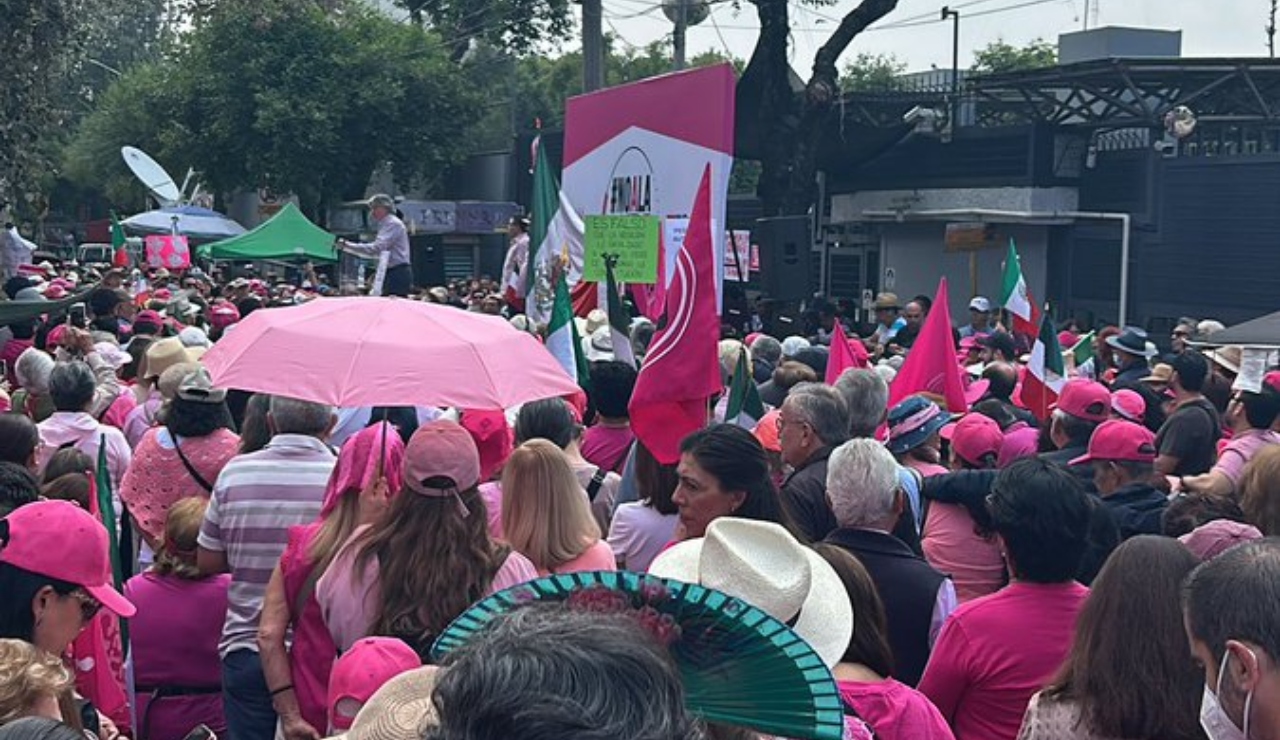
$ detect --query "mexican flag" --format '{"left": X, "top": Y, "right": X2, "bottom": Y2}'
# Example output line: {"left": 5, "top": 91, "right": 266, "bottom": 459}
{"left": 1019, "top": 314, "right": 1067, "bottom": 421}
{"left": 1071, "top": 330, "right": 1096, "bottom": 367}
{"left": 545, "top": 272, "right": 590, "bottom": 387}
{"left": 999, "top": 240, "right": 1040, "bottom": 338}
{"left": 604, "top": 257, "right": 636, "bottom": 368}
{"left": 725, "top": 349, "right": 764, "bottom": 428}
{"left": 526, "top": 136, "right": 585, "bottom": 325}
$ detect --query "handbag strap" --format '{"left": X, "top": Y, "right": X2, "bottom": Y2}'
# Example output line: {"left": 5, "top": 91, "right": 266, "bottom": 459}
{"left": 169, "top": 429, "right": 214, "bottom": 493}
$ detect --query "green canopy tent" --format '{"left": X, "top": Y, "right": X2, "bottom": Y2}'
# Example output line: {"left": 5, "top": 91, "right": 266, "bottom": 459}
{"left": 198, "top": 203, "right": 338, "bottom": 263}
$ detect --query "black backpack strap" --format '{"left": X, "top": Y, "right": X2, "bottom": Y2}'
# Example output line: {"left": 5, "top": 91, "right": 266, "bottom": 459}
{"left": 169, "top": 429, "right": 214, "bottom": 493}
{"left": 586, "top": 469, "right": 608, "bottom": 502}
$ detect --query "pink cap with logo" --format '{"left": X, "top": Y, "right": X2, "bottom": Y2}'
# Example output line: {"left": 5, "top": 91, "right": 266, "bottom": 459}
{"left": 1054, "top": 379, "right": 1111, "bottom": 423}
{"left": 1069, "top": 419, "right": 1156, "bottom": 466}
{"left": 327, "top": 637, "right": 421, "bottom": 731}
{"left": 0, "top": 500, "right": 136, "bottom": 617}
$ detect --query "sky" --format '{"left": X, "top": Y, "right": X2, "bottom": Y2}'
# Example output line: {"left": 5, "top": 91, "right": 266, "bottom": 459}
{"left": 595, "top": 0, "right": 1269, "bottom": 72}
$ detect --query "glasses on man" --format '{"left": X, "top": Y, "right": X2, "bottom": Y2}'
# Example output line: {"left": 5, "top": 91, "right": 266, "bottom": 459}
{"left": 69, "top": 589, "right": 102, "bottom": 624}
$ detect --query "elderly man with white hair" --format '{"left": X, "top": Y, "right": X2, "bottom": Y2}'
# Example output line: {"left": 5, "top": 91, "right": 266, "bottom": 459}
{"left": 824, "top": 438, "right": 956, "bottom": 687}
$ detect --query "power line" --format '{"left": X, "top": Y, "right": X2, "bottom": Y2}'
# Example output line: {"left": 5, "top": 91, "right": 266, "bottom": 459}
{"left": 705, "top": 0, "right": 1065, "bottom": 34}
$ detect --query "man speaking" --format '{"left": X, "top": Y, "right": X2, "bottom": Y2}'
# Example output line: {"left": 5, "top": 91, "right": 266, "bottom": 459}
{"left": 337, "top": 194, "right": 412, "bottom": 297}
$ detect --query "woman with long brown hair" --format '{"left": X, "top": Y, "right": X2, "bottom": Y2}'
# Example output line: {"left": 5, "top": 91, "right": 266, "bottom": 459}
{"left": 316, "top": 421, "right": 537, "bottom": 660}
{"left": 1017, "top": 536, "right": 1203, "bottom": 740}
{"left": 257, "top": 422, "right": 404, "bottom": 740}
{"left": 501, "top": 440, "right": 615, "bottom": 575}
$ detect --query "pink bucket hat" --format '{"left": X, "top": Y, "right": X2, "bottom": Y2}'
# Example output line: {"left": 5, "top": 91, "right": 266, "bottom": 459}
{"left": 328, "top": 637, "right": 421, "bottom": 731}
{"left": 321, "top": 422, "right": 406, "bottom": 518}
{"left": 0, "top": 500, "right": 136, "bottom": 617}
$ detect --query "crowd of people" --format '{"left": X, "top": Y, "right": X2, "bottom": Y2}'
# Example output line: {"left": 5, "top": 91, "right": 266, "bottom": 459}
{"left": 0, "top": 252, "right": 1277, "bottom": 740}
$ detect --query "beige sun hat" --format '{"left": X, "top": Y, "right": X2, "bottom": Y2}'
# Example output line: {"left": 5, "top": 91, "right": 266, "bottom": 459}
{"left": 648, "top": 517, "right": 853, "bottom": 669}
{"left": 328, "top": 666, "right": 440, "bottom": 740}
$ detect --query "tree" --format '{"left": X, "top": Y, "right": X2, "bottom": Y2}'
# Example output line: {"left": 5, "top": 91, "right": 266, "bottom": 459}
{"left": 972, "top": 38, "right": 1057, "bottom": 75}
{"left": 1, "top": 0, "right": 83, "bottom": 216}
{"left": 63, "top": 0, "right": 481, "bottom": 216}
{"left": 397, "top": 0, "right": 575, "bottom": 61}
{"left": 841, "top": 52, "right": 906, "bottom": 92}
{"left": 741, "top": 0, "right": 901, "bottom": 217}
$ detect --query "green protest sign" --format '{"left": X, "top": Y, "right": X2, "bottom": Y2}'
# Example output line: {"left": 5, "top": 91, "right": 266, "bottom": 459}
{"left": 583, "top": 215, "right": 660, "bottom": 284}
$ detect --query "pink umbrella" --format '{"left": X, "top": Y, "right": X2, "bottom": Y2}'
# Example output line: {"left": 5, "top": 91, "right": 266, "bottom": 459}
{"left": 201, "top": 297, "right": 579, "bottom": 409}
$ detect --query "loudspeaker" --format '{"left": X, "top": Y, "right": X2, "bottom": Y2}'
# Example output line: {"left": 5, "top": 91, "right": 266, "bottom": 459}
{"left": 410, "top": 234, "right": 445, "bottom": 287}
{"left": 755, "top": 216, "right": 813, "bottom": 302}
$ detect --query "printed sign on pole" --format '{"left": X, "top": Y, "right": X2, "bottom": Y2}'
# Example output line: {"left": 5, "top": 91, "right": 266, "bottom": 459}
{"left": 583, "top": 215, "right": 661, "bottom": 284}
{"left": 144, "top": 235, "right": 191, "bottom": 269}
{"left": 725, "top": 230, "right": 752, "bottom": 282}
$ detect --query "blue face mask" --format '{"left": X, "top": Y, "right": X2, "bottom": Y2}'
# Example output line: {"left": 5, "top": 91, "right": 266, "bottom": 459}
{"left": 1200, "top": 650, "right": 1253, "bottom": 740}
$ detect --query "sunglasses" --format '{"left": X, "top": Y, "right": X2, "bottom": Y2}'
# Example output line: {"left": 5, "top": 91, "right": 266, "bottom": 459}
{"left": 69, "top": 589, "right": 102, "bottom": 623}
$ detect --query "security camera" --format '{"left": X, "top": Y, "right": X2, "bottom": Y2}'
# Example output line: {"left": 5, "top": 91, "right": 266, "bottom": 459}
{"left": 903, "top": 106, "right": 940, "bottom": 124}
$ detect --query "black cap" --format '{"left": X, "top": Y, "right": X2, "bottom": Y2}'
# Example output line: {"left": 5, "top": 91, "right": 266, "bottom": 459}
{"left": 978, "top": 331, "right": 1017, "bottom": 361}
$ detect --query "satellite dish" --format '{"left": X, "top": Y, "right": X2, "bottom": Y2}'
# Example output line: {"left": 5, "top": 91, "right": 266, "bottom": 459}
{"left": 1164, "top": 106, "right": 1197, "bottom": 139}
{"left": 662, "top": 0, "right": 709, "bottom": 26}
{"left": 121, "top": 146, "right": 182, "bottom": 206}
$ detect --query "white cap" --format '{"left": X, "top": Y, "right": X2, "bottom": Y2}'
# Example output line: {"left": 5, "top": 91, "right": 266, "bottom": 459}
{"left": 969, "top": 296, "right": 992, "bottom": 312}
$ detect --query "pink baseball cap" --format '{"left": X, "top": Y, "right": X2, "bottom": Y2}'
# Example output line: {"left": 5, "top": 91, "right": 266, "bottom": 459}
{"left": 1179, "top": 519, "right": 1263, "bottom": 561}
{"left": 0, "top": 501, "right": 136, "bottom": 617}
{"left": 754, "top": 408, "right": 782, "bottom": 453}
{"left": 1069, "top": 419, "right": 1157, "bottom": 466}
{"left": 1057, "top": 330, "right": 1079, "bottom": 350}
{"left": 327, "top": 637, "right": 420, "bottom": 731}
{"left": 1054, "top": 379, "right": 1111, "bottom": 423}
{"left": 44, "top": 285, "right": 67, "bottom": 300}
{"left": 460, "top": 409, "right": 514, "bottom": 482}
{"left": 45, "top": 324, "right": 69, "bottom": 349}
{"left": 1265, "top": 371, "right": 1280, "bottom": 394}
{"left": 152, "top": 288, "right": 173, "bottom": 302}
{"left": 133, "top": 310, "right": 164, "bottom": 330}
{"left": 403, "top": 421, "right": 481, "bottom": 495}
{"left": 958, "top": 335, "right": 982, "bottom": 352}
{"left": 209, "top": 303, "right": 241, "bottom": 329}
{"left": 1110, "top": 389, "right": 1146, "bottom": 424}
{"left": 941, "top": 413, "right": 1003, "bottom": 467}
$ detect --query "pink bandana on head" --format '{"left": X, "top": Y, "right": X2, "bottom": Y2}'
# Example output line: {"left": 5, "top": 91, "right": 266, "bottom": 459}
{"left": 320, "top": 421, "right": 406, "bottom": 517}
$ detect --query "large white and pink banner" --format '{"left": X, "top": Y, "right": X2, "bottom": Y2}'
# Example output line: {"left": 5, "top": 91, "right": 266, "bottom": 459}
{"left": 562, "top": 64, "right": 735, "bottom": 303}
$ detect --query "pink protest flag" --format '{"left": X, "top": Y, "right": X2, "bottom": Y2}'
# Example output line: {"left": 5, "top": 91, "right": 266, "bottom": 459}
{"left": 825, "top": 322, "right": 869, "bottom": 384}
{"left": 888, "top": 278, "right": 969, "bottom": 413}
{"left": 628, "top": 165, "right": 722, "bottom": 464}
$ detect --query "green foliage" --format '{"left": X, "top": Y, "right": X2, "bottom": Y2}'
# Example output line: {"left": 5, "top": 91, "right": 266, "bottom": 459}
{"left": 63, "top": 0, "right": 480, "bottom": 214}
{"left": 1, "top": 0, "right": 83, "bottom": 214}
{"left": 840, "top": 52, "right": 906, "bottom": 92}
{"left": 397, "top": 0, "right": 575, "bottom": 60}
{"left": 971, "top": 38, "right": 1058, "bottom": 75}
{"left": 464, "top": 40, "right": 742, "bottom": 151}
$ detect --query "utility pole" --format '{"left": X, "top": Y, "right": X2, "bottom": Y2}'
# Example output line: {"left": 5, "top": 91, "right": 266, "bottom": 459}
{"left": 1083, "top": 0, "right": 1090, "bottom": 30}
{"left": 673, "top": 0, "right": 688, "bottom": 70}
{"left": 941, "top": 7, "right": 960, "bottom": 130}
{"left": 582, "top": 0, "right": 605, "bottom": 92}
{"left": 1269, "top": 0, "right": 1277, "bottom": 58}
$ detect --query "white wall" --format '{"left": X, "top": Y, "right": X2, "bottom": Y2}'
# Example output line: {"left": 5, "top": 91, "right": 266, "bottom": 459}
{"left": 878, "top": 222, "right": 1050, "bottom": 321}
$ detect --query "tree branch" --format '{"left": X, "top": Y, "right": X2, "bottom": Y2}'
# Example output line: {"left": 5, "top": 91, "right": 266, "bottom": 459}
{"left": 808, "top": 0, "right": 898, "bottom": 104}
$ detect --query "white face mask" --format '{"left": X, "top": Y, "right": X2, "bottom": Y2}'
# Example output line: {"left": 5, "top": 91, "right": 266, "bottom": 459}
{"left": 1200, "top": 650, "right": 1253, "bottom": 740}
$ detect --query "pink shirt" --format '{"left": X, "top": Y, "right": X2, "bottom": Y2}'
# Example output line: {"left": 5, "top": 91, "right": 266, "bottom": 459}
{"left": 918, "top": 581, "right": 1089, "bottom": 740}
{"left": 607, "top": 502, "right": 679, "bottom": 572}
{"left": 539, "top": 540, "right": 617, "bottom": 576}
{"left": 905, "top": 458, "right": 949, "bottom": 478}
{"left": 922, "top": 503, "right": 1005, "bottom": 603}
{"left": 580, "top": 424, "right": 634, "bottom": 473}
{"left": 839, "top": 679, "right": 956, "bottom": 740}
{"left": 1213, "top": 429, "right": 1280, "bottom": 488}
{"left": 125, "top": 571, "right": 230, "bottom": 740}
{"left": 316, "top": 525, "right": 539, "bottom": 652}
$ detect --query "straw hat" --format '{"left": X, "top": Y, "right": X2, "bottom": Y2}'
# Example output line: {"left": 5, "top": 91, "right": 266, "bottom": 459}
{"left": 1203, "top": 345, "right": 1243, "bottom": 375}
{"left": 873, "top": 292, "right": 901, "bottom": 311}
{"left": 143, "top": 337, "right": 193, "bottom": 381}
{"left": 648, "top": 518, "right": 853, "bottom": 668}
{"left": 1141, "top": 363, "right": 1174, "bottom": 386}
{"left": 329, "top": 666, "right": 439, "bottom": 740}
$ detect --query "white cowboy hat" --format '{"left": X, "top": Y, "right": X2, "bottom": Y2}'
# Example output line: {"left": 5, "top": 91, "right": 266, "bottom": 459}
{"left": 649, "top": 518, "right": 853, "bottom": 669}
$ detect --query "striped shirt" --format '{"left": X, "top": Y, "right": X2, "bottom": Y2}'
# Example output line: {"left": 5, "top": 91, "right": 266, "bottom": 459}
{"left": 198, "top": 434, "right": 336, "bottom": 658}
